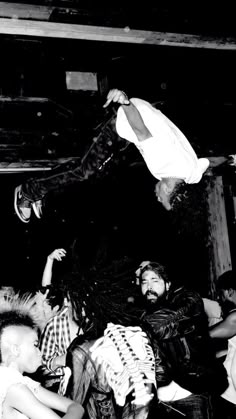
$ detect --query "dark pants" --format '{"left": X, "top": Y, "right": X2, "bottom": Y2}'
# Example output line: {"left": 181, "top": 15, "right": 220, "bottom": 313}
{"left": 153, "top": 393, "right": 213, "bottom": 419}
{"left": 21, "top": 113, "right": 126, "bottom": 202}
{"left": 22, "top": 157, "right": 86, "bottom": 201}
{"left": 212, "top": 396, "right": 236, "bottom": 419}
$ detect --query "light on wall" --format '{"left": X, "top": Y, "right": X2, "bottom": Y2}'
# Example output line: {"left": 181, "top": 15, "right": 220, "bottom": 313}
{"left": 66, "top": 72, "right": 98, "bottom": 91}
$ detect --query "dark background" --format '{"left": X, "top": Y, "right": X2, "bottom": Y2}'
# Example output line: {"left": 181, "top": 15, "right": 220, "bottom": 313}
{"left": 1, "top": 2, "right": 236, "bottom": 296}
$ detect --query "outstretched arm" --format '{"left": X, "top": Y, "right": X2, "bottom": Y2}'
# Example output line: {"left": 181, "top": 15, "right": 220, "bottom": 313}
{"left": 209, "top": 311, "right": 236, "bottom": 339}
{"left": 103, "top": 88, "right": 152, "bottom": 142}
{"left": 207, "top": 156, "right": 233, "bottom": 168}
{"left": 42, "top": 248, "right": 67, "bottom": 287}
{"left": 204, "top": 155, "right": 236, "bottom": 177}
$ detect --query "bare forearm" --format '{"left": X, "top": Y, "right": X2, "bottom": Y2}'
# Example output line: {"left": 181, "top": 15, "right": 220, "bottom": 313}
{"left": 63, "top": 403, "right": 84, "bottom": 419}
{"left": 42, "top": 257, "right": 54, "bottom": 287}
{"left": 207, "top": 156, "right": 230, "bottom": 168}
{"left": 209, "top": 318, "right": 236, "bottom": 339}
{"left": 51, "top": 354, "right": 66, "bottom": 370}
{"left": 103, "top": 88, "right": 151, "bottom": 141}
{"left": 121, "top": 101, "right": 152, "bottom": 141}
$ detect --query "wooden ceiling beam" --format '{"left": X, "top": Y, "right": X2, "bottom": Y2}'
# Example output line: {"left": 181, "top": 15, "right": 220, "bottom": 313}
{"left": 0, "top": 157, "right": 75, "bottom": 172}
{"left": 0, "top": 2, "right": 54, "bottom": 20}
{"left": 1, "top": 17, "right": 236, "bottom": 50}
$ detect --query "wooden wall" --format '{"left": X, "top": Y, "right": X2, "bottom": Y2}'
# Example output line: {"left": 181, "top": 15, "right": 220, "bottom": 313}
{"left": 207, "top": 176, "right": 232, "bottom": 297}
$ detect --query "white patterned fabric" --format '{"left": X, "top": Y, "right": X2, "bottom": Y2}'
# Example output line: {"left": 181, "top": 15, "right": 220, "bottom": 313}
{"left": 90, "top": 323, "right": 156, "bottom": 407}
{"left": 0, "top": 366, "right": 40, "bottom": 419}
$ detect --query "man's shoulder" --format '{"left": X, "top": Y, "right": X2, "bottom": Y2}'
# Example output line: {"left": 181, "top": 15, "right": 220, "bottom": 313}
{"left": 226, "top": 309, "right": 236, "bottom": 322}
{"left": 169, "top": 287, "right": 204, "bottom": 315}
{"left": 170, "top": 286, "right": 202, "bottom": 300}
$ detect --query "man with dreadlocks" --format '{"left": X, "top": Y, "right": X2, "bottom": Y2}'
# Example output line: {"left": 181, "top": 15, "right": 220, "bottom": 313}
{"left": 103, "top": 89, "right": 235, "bottom": 211}
{"left": 14, "top": 87, "right": 234, "bottom": 221}
{"left": 39, "top": 249, "right": 86, "bottom": 396}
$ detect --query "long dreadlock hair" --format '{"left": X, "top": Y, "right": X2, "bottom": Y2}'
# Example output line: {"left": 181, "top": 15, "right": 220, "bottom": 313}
{"left": 52, "top": 257, "right": 141, "bottom": 341}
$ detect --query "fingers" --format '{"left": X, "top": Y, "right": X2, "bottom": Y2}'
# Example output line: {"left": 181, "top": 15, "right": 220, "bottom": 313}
{"left": 103, "top": 89, "right": 130, "bottom": 108}
{"left": 51, "top": 248, "right": 67, "bottom": 261}
{"left": 55, "top": 248, "right": 66, "bottom": 261}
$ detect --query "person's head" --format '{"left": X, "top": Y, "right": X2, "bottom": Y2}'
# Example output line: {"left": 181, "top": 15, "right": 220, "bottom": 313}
{"left": 217, "top": 270, "right": 236, "bottom": 312}
{"left": 46, "top": 278, "right": 86, "bottom": 327}
{"left": 138, "top": 262, "right": 171, "bottom": 309}
{"left": 43, "top": 285, "right": 66, "bottom": 312}
{"left": 154, "top": 179, "right": 187, "bottom": 211}
{"left": 0, "top": 310, "right": 41, "bottom": 374}
{"left": 0, "top": 286, "right": 15, "bottom": 300}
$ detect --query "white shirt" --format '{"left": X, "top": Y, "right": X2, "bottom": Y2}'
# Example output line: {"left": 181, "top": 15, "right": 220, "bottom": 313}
{"left": 202, "top": 298, "right": 223, "bottom": 327}
{"left": 116, "top": 98, "right": 209, "bottom": 183}
{"left": 221, "top": 336, "right": 236, "bottom": 405}
{"left": 157, "top": 380, "right": 192, "bottom": 402}
{"left": 0, "top": 366, "right": 40, "bottom": 419}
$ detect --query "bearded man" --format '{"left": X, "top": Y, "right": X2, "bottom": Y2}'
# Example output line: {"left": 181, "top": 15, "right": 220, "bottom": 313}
{"left": 136, "top": 261, "right": 228, "bottom": 419}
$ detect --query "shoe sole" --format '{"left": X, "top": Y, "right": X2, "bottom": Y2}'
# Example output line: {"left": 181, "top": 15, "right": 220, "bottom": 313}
{"left": 14, "top": 186, "right": 30, "bottom": 223}
{"left": 32, "top": 201, "right": 42, "bottom": 219}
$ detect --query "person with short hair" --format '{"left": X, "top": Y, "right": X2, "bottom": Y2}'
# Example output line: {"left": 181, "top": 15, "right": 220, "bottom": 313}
{"left": 0, "top": 308, "right": 84, "bottom": 419}
{"left": 209, "top": 270, "right": 236, "bottom": 418}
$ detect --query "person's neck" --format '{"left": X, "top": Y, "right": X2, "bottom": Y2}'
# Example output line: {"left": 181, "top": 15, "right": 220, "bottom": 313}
{"left": 6, "top": 361, "right": 22, "bottom": 373}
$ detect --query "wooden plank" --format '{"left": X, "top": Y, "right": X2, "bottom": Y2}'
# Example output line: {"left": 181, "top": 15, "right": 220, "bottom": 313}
{"left": 0, "top": 2, "right": 53, "bottom": 20}
{"left": 0, "top": 157, "right": 76, "bottom": 172}
{"left": 0, "top": 18, "right": 236, "bottom": 50}
{"left": 207, "top": 176, "right": 232, "bottom": 297}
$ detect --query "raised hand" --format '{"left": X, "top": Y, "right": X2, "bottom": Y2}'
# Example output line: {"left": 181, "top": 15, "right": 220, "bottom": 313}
{"left": 103, "top": 88, "right": 130, "bottom": 108}
{"left": 48, "top": 248, "right": 67, "bottom": 262}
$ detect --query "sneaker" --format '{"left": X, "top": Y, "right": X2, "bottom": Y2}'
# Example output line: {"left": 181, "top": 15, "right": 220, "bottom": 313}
{"left": 32, "top": 199, "right": 43, "bottom": 219}
{"left": 14, "top": 185, "right": 31, "bottom": 223}
{"left": 228, "top": 154, "right": 236, "bottom": 166}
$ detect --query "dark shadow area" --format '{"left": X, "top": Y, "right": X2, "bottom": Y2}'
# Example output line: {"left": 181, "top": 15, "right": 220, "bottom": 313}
{"left": 0, "top": 159, "right": 210, "bottom": 296}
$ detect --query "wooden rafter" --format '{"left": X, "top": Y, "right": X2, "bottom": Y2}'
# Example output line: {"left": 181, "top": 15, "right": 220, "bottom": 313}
{"left": 0, "top": 16, "right": 236, "bottom": 50}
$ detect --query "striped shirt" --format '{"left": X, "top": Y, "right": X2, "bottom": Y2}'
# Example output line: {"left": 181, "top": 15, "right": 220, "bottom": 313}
{"left": 40, "top": 306, "right": 72, "bottom": 395}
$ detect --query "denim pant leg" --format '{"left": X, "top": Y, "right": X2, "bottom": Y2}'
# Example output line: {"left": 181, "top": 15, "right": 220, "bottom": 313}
{"left": 21, "top": 115, "right": 124, "bottom": 202}
{"left": 163, "top": 393, "right": 213, "bottom": 419}
{"left": 22, "top": 158, "right": 85, "bottom": 201}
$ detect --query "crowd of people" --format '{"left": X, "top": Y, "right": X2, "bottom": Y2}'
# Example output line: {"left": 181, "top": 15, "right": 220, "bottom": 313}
{"left": 1, "top": 249, "right": 236, "bottom": 419}
{"left": 1, "top": 88, "right": 236, "bottom": 418}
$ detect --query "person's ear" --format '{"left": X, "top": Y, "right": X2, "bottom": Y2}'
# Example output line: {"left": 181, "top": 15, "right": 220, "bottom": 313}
{"left": 11, "top": 344, "right": 20, "bottom": 357}
{"left": 166, "top": 282, "right": 171, "bottom": 291}
{"left": 162, "top": 183, "right": 171, "bottom": 195}
{"left": 228, "top": 288, "right": 234, "bottom": 297}
{"left": 228, "top": 288, "right": 235, "bottom": 298}
{"left": 162, "top": 182, "right": 173, "bottom": 196}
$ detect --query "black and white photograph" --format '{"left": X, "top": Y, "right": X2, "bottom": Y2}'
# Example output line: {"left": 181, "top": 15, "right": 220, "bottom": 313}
{"left": 0, "top": 2, "right": 236, "bottom": 418}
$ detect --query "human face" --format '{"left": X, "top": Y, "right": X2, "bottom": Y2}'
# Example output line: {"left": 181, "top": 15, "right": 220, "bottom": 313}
{"left": 140, "top": 270, "right": 169, "bottom": 304}
{"left": 219, "top": 289, "right": 229, "bottom": 305}
{"left": 218, "top": 288, "right": 234, "bottom": 313}
{"left": 154, "top": 181, "right": 172, "bottom": 211}
{"left": 18, "top": 327, "right": 41, "bottom": 374}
